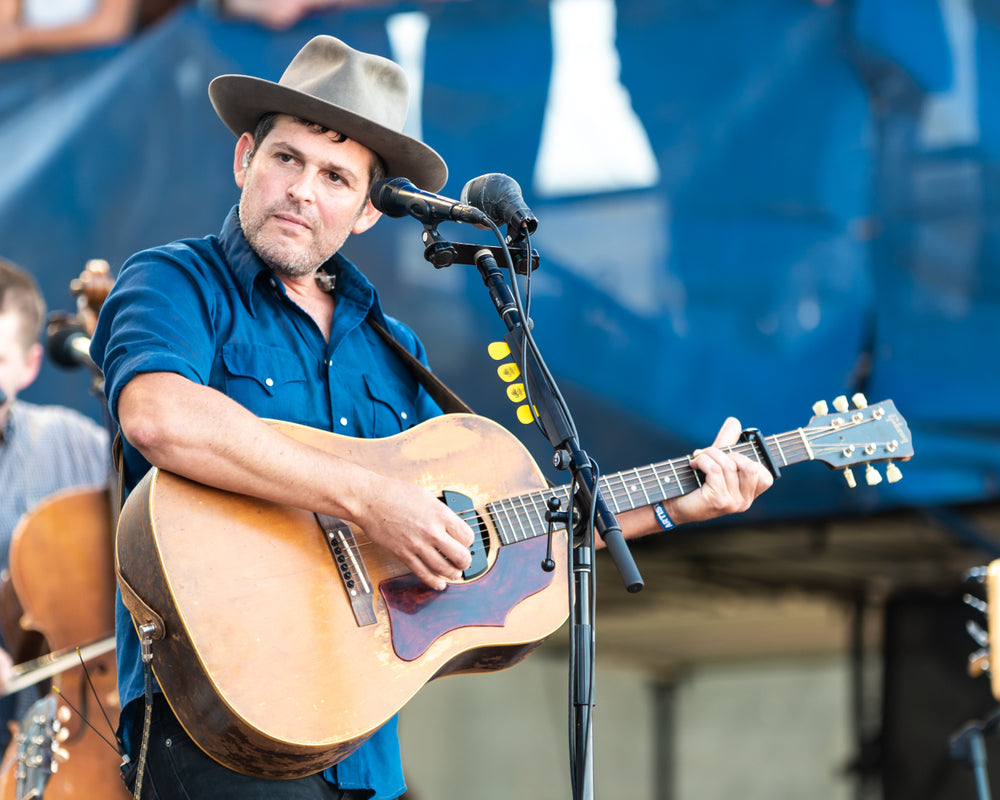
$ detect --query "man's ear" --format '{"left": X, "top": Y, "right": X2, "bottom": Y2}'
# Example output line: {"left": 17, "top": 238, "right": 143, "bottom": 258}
{"left": 16, "top": 342, "right": 43, "bottom": 391}
{"left": 234, "top": 134, "right": 255, "bottom": 188}
{"left": 352, "top": 199, "right": 383, "bottom": 235}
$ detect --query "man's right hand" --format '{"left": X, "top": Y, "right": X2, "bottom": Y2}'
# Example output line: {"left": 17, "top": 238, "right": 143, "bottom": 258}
{"left": 354, "top": 475, "right": 475, "bottom": 592}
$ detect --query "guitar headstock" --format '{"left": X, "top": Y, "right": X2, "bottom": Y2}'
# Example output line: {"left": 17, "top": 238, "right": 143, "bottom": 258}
{"left": 12, "top": 694, "right": 70, "bottom": 799}
{"left": 805, "top": 395, "right": 912, "bottom": 487}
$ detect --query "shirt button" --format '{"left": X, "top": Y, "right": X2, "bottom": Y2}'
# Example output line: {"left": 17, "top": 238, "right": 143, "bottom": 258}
{"left": 265, "top": 378, "right": 274, "bottom": 387}
{"left": 339, "top": 417, "right": 348, "bottom": 426}
{"left": 400, "top": 412, "right": 408, "bottom": 420}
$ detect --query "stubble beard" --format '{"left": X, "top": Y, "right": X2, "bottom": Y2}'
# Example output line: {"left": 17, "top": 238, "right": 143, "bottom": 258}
{"left": 240, "top": 201, "right": 332, "bottom": 279}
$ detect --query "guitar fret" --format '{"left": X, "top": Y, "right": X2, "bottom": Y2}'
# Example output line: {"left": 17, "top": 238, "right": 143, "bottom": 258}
{"left": 632, "top": 467, "right": 652, "bottom": 506}
{"left": 797, "top": 428, "right": 814, "bottom": 461}
{"left": 651, "top": 464, "right": 670, "bottom": 501}
{"left": 606, "top": 474, "right": 624, "bottom": 513}
{"left": 512, "top": 494, "right": 533, "bottom": 541}
{"left": 492, "top": 498, "right": 518, "bottom": 545}
{"left": 771, "top": 435, "right": 788, "bottom": 466}
{"left": 668, "top": 460, "right": 684, "bottom": 493}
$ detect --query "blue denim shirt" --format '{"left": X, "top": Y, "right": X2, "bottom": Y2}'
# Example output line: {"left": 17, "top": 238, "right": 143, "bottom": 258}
{"left": 91, "top": 207, "right": 442, "bottom": 799}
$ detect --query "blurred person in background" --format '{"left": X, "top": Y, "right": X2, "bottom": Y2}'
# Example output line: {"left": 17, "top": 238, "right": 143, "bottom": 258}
{"left": 0, "top": 0, "right": 184, "bottom": 59}
{"left": 0, "top": 256, "right": 110, "bottom": 752}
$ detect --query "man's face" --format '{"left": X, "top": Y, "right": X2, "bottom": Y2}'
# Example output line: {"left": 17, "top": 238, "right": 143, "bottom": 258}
{"left": 0, "top": 308, "right": 42, "bottom": 421}
{"left": 235, "top": 115, "right": 382, "bottom": 278}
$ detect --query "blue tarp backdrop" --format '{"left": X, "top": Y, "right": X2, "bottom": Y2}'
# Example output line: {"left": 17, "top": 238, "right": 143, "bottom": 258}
{"left": 1, "top": 0, "right": 996, "bottom": 524}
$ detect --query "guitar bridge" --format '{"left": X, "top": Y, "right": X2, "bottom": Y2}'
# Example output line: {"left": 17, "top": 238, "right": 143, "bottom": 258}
{"left": 315, "top": 514, "right": 377, "bottom": 627}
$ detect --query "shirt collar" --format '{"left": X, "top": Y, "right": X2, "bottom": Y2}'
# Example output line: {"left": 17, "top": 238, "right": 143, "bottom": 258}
{"left": 218, "top": 206, "right": 386, "bottom": 326}
{"left": 0, "top": 401, "right": 23, "bottom": 445}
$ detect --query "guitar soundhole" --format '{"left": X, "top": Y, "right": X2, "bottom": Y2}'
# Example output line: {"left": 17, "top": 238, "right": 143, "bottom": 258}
{"left": 441, "top": 490, "right": 489, "bottom": 580}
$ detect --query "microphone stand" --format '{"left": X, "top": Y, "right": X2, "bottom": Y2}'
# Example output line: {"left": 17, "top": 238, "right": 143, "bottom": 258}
{"left": 950, "top": 706, "right": 1000, "bottom": 800}
{"left": 420, "top": 223, "right": 644, "bottom": 800}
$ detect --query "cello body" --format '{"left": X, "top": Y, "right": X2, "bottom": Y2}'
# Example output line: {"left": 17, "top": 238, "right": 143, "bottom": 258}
{"left": 0, "top": 486, "right": 130, "bottom": 800}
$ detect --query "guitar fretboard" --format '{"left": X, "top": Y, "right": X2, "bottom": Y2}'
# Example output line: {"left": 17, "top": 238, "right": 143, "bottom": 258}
{"left": 485, "top": 430, "right": 816, "bottom": 545}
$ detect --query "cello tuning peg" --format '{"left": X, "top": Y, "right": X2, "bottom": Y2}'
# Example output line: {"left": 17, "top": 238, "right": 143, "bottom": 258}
{"left": 488, "top": 341, "right": 511, "bottom": 360}
{"left": 56, "top": 705, "right": 71, "bottom": 724}
{"left": 843, "top": 467, "right": 857, "bottom": 488}
{"left": 865, "top": 465, "right": 882, "bottom": 485}
{"left": 812, "top": 399, "right": 829, "bottom": 416}
{"left": 833, "top": 395, "right": 849, "bottom": 413}
{"left": 852, "top": 393, "right": 868, "bottom": 409}
{"left": 886, "top": 462, "right": 902, "bottom": 483}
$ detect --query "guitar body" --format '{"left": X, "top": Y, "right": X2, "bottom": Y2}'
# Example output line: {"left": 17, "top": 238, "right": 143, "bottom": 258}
{"left": 116, "top": 414, "right": 570, "bottom": 779}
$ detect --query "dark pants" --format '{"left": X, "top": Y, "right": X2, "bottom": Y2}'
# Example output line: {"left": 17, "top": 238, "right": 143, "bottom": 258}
{"left": 122, "top": 694, "right": 371, "bottom": 800}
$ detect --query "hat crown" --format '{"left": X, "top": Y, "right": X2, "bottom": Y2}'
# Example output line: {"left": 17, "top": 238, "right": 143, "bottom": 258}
{"left": 209, "top": 35, "right": 448, "bottom": 191}
{"left": 279, "top": 36, "right": 409, "bottom": 134}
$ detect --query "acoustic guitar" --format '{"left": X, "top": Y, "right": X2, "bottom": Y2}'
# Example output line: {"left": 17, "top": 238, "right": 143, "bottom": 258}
{"left": 115, "top": 397, "right": 912, "bottom": 779}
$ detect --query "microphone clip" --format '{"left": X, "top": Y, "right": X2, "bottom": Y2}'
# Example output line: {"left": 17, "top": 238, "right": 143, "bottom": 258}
{"left": 421, "top": 224, "right": 457, "bottom": 269}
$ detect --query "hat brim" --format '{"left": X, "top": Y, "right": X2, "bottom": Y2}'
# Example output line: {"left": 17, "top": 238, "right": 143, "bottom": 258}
{"left": 209, "top": 74, "right": 448, "bottom": 192}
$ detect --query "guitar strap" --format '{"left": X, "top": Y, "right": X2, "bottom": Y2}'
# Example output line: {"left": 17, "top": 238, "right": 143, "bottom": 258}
{"left": 367, "top": 314, "right": 475, "bottom": 415}
{"left": 111, "top": 431, "right": 167, "bottom": 639}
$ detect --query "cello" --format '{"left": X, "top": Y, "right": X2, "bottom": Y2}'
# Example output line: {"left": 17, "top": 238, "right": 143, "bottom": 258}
{"left": 0, "top": 261, "right": 131, "bottom": 800}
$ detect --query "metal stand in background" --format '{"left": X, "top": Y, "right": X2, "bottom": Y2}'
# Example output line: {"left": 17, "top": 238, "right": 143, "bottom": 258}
{"left": 950, "top": 707, "right": 1000, "bottom": 800}
{"left": 421, "top": 224, "right": 644, "bottom": 800}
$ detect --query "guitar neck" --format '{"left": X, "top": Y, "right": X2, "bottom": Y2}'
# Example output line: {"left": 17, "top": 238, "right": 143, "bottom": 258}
{"left": 487, "top": 430, "right": 809, "bottom": 545}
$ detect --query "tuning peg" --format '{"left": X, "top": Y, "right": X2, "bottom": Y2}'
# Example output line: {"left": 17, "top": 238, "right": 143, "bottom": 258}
{"left": 966, "top": 566, "right": 989, "bottom": 584}
{"left": 56, "top": 705, "right": 71, "bottom": 724}
{"left": 497, "top": 363, "right": 520, "bottom": 383}
{"left": 965, "top": 593, "right": 989, "bottom": 616}
{"left": 52, "top": 745, "right": 70, "bottom": 763}
{"left": 968, "top": 619, "right": 990, "bottom": 647}
{"left": 833, "top": 395, "right": 849, "bottom": 413}
{"left": 969, "top": 648, "right": 991, "bottom": 678}
{"left": 506, "top": 383, "right": 526, "bottom": 403}
{"left": 852, "top": 393, "right": 868, "bottom": 409}
{"left": 843, "top": 467, "right": 856, "bottom": 488}
{"left": 886, "top": 462, "right": 902, "bottom": 483}
{"left": 488, "top": 342, "right": 511, "bottom": 360}
{"left": 865, "top": 465, "right": 882, "bottom": 485}
{"left": 812, "top": 399, "right": 829, "bottom": 416}
{"left": 55, "top": 725, "right": 70, "bottom": 743}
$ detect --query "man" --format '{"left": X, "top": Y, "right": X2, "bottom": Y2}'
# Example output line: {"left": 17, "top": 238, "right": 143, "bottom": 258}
{"left": 0, "top": 256, "right": 110, "bottom": 750}
{"left": 91, "top": 36, "right": 772, "bottom": 799}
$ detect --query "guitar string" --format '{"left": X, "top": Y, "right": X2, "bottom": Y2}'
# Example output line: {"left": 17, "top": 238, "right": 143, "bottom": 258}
{"left": 331, "top": 419, "right": 899, "bottom": 566}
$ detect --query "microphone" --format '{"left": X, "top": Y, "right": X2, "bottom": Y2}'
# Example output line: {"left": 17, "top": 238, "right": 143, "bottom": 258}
{"left": 46, "top": 323, "right": 99, "bottom": 373}
{"left": 370, "top": 177, "right": 489, "bottom": 226}
{"left": 460, "top": 173, "right": 538, "bottom": 237}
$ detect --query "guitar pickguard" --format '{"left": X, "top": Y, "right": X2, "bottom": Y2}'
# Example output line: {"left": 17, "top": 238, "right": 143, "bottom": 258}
{"left": 381, "top": 536, "right": 557, "bottom": 662}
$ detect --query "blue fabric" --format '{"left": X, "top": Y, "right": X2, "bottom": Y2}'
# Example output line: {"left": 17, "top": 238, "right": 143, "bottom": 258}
{"left": 7, "top": 0, "right": 1000, "bottom": 522}
{"left": 91, "top": 207, "right": 444, "bottom": 800}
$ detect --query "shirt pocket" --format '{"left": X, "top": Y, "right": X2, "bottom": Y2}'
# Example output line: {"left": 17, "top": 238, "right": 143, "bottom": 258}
{"left": 221, "top": 342, "right": 309, "bottom": 417}
{"left": 361, "top": 372, "right": 417, "bottom": 438}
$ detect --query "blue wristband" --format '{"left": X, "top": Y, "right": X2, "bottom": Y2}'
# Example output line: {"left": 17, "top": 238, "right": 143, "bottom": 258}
{"left": 653, "top": 502, "right": 676, "bottom": 532}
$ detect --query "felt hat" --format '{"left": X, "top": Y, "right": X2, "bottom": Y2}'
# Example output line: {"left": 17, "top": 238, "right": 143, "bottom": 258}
{"left": 209, "top": 35, "right": 447, "bottom": 191}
